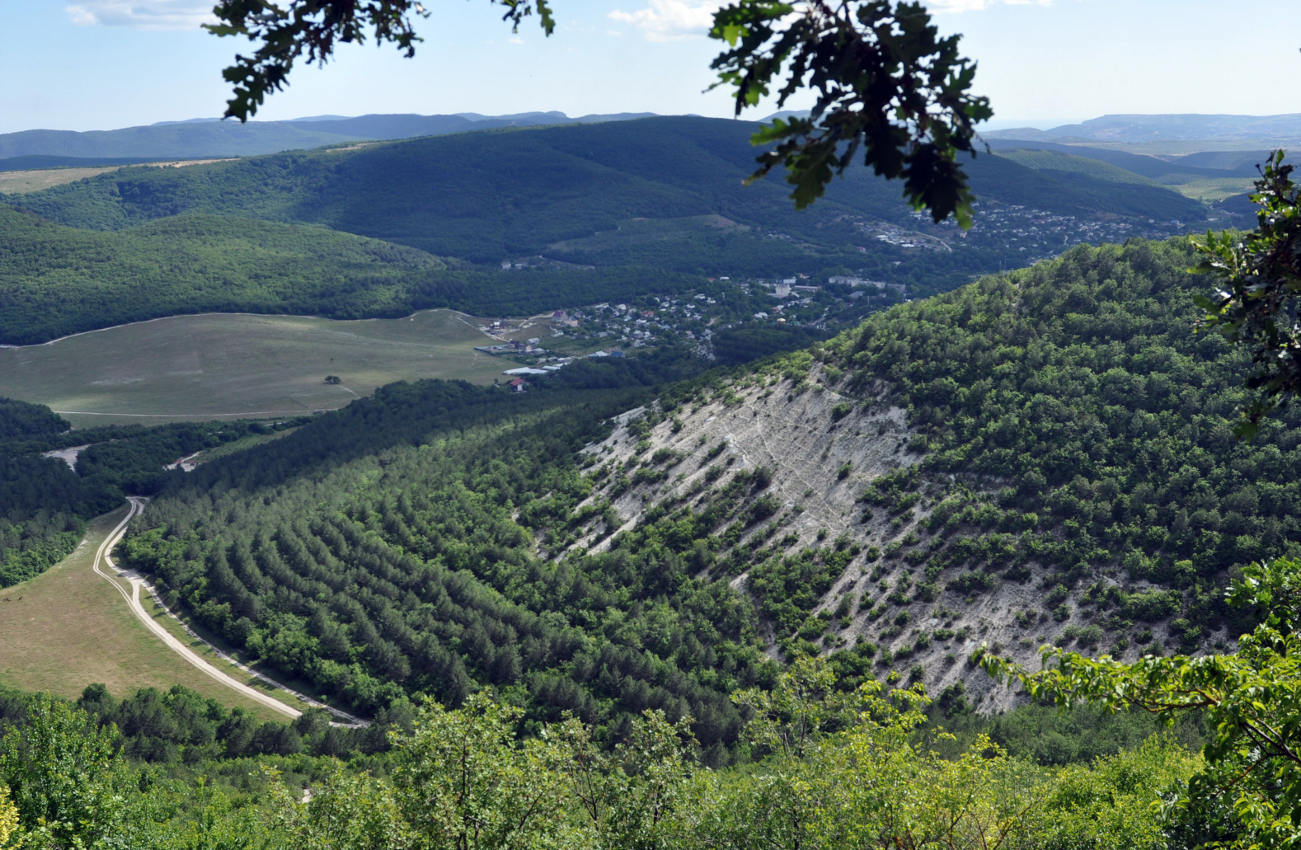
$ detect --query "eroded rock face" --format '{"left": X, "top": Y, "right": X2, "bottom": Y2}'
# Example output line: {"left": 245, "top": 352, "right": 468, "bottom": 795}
{"left": 569, "top": 372, "right": 1186, "bottom": 713}
{"left": 580, "top": 378, "right": 919, "bottom": 555}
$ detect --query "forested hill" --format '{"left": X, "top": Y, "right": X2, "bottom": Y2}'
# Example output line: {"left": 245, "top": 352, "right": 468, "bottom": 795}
{"left": 0, "top": 116, "right": 1219, "bottom": 345}
{"left": 817, "top": 238, "right": 1299, "bottom": 653}
{"left": 0, "top": 205, "right": 702, "bottom": 345}
{"left": 15, "top": 117, "right": 1207, "bottom": 260}
{"left": 117, "top": 238, "right": 1301, "bottom": 731}
{"left": 0, "top": 206, "right": 446, "bottom": 344}
{"left": 0, "top": 111, "right": 654, "bottom": 160}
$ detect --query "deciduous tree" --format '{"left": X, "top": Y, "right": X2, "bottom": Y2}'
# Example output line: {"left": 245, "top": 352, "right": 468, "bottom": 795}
{"left": 1196, "top": 150, "right": 1301, "bottom": 432}
{"left": 981, "top": 557, "right": 1301, "bottom": 849}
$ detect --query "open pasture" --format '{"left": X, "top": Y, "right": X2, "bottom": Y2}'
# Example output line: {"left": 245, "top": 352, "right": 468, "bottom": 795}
{"left": 0, "top": 166, "right": 124, "bottom": 194}
{"left": 0, "top": 309, "right": 510, "bottom": 426}
{"left": 0, "top": 505, "right": 289, "bottom": 720}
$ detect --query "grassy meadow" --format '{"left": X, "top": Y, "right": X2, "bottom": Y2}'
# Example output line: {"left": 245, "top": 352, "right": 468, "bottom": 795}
{"left": 0, "top": 504, "right": 290, "bottom": 721}
{"left": 0, "top": 309, "right": 513, "bottom": 427}
{"left": 0, "top": 166, "right": 124, "bottom": 195}
{"left": 1160, "top": 175, "right": 1258, "bottom": 202}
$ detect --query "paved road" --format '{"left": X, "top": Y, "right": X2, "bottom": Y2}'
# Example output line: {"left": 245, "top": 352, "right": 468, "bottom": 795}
{"left": 92, "top": 498, "right": 366, "bottom": 726}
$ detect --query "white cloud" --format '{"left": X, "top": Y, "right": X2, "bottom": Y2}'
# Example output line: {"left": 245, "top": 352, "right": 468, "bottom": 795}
{"left": 65, "top": 1, "right": 214, "bottom": 30}
{"left": 609, "top": 0, "right": 723, "bottom": 42}
{"left": 924, "top": 0, "right": 1054, "bottom": 12}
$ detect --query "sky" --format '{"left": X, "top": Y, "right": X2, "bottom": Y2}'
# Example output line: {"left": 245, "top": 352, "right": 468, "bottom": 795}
{"left": 0, "top": 0, "right": 1297, "bottom": 134}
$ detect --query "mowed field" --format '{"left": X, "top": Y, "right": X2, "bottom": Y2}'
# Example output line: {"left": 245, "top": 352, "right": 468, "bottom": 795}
{"left": 0, "top": 505, "right": 290, "bottom": 721}
{"left": 0, "top": 165, "right": 124, "bottom": 194}
{"left": 0, "top": 309, "right": 511, "bottom": 427}
{"left": 1161, "top": 175, "right": 1258, "bottom": 202}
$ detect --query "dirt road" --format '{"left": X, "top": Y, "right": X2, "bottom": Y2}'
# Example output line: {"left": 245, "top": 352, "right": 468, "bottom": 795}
{"left": 93, "top": 498, "right": 366, "bottom": 725}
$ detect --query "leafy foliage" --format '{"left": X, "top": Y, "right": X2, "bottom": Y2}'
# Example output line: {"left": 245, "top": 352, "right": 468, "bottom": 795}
{"left": 1195, "top": 150, "right": 1301, "bottom": 432}
{"left": 982, "top": 556, "right": 1301, "bottom": 850}
{"left": 0, "top": 785, "right": 16, "bottom": 850}
{"left": 711, "top": 1, "right": 991, "bottom": 221}
{"left": 0, "top": 662, "right": 1217, "bottom": 848}
{"left": 209, "top": 0, "right": 555, "bottom": 121}
{"left": 0, "top": 694, "right": 131, "bottom": 849}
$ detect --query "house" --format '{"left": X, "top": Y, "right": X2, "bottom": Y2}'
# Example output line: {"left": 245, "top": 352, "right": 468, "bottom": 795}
{"left": 507, "top": 377, "right": 527, "bottom": 392}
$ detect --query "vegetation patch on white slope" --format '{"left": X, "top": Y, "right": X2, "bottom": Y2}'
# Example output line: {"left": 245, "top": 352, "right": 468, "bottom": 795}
{"left": 573, "top": 372, "right": 1043, "bottom": 707}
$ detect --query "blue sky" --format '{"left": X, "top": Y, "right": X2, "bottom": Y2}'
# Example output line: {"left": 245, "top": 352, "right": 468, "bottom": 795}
{"left": 1, "top": 0, "right": 1297, "bottom": 134}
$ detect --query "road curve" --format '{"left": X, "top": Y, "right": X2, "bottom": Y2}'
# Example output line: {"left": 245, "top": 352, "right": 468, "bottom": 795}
{"left": 92, "top": 498, "right": 366, "bottom": 726}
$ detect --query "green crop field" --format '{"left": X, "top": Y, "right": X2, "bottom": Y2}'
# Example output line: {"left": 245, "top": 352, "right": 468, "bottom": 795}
{"left": 0, "top": 504, "right": 289, "bottom": 721}
{"left": 0, "top": 309, "right": 518, "bottom": 426}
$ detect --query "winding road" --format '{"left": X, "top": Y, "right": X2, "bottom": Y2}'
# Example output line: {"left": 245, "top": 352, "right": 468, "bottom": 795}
{"left": 92, "top": 498, "right": 366, "bottom": 726}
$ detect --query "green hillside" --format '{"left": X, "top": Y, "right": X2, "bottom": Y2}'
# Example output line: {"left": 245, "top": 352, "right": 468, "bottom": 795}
{"left": 111, "top": 238, "right": 1296, "bottom": 740}
{"left": 819, "top": 239, "right": 1297, "bottom": 647}
{"left": 0, "top": 117, "right": 1216, "bottom": 347}
{"left": 996, "top": 148, "right": 1167, "bottom": 187}
{"left": 0, "top": 206, "right": 454, "bottom": 344}
{"left": 16, "top": 118, "right": 1208, "bottom": 248}
{"left": 15, "top": 117, "right": 1206, "bottom": 260}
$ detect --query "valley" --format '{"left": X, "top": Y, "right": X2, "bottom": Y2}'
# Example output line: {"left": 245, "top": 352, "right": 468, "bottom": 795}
{"left": 0, "top": 107, "right": 1297, "bottom": 848}
{"left": 0, "top": 309, "right": 506, "bottom": 426}
{"left": 0, "top": 503, "right": 290, "bottom": 721}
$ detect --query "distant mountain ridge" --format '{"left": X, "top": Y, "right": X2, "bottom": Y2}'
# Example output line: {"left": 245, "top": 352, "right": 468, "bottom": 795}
{"left": 0, "top": 115, "right": 1218, "bottom": 344}
{"left": 987, "top": 113, "right": 1301, "bottom": 147}
{"left": 0, "top": 111, "right": 657, "bottom": 160}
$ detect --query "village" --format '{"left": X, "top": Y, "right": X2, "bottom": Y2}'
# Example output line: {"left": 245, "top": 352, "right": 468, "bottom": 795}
{"left": 471, "top": 270, "right": 911, "bottom": 388}
{"left": 473, "top": 193, "right": 1216, "bottom": 389}
{"left": 853, "top": 198, "right": 1207, "bottom": 267}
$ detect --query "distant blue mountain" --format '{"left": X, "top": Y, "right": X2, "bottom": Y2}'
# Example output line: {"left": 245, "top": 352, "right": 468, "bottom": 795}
{"left": 986, "top": 113, "right": 1301, "bottom": 147}
{"left": 0, "top": 112, "right": 656, "bottom": 161}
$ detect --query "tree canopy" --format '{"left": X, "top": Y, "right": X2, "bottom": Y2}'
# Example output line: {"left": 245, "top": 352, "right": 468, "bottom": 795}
{"left": 982, "top": 557, "right": 1301, "bottom": 849}
{"left": 710, "top": 1, "right": 990, "bottom": 222}
{"left": 1196, "top": 151, "right": 1301, "bottom": 433}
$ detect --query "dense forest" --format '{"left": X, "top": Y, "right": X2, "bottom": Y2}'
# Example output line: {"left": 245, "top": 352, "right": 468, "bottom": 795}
{"left": 0, "top": 655, "right": 1223, "bottom": 850}
{"left": 0, "top": 117, "right": 1217, "bottom": 345}
{"left": 814, "top": 238, "right": 1301, "bottom": 648}
{"left": 96, "top": 239, "right": 1295, "bottom": 759}
{"left": 0, "top": 405, "right": 298, "bottom": 587}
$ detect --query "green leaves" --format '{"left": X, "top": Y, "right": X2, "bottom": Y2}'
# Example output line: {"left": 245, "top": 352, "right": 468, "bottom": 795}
{"left": 208, "top": 1, "right": 556, "bottom": 122}
{"left": 709, "top": 0, "right": 992, "bottom": 222}
{"left": 0, "top": 695, "right": 132, "bottom": 849}
{"left": 981, "top": 556, "right": 1301, "bottom": 849}
{"left": 1193, "top": 149, "right": 1301, "bottom": 434}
